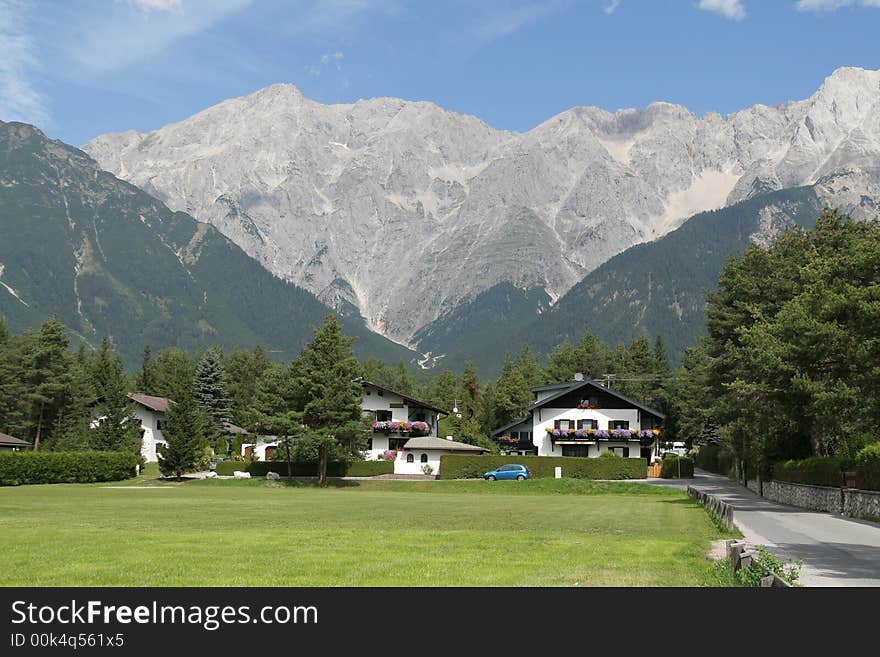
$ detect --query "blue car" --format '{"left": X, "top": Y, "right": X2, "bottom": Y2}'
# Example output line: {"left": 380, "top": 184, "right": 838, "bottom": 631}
{"left": 484, "top": 464, "right": 530, "bottom": 481}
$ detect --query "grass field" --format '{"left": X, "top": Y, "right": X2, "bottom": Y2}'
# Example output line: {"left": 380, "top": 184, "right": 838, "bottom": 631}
{"left": 0, "top": 472, "right": 736, "bottom": 586}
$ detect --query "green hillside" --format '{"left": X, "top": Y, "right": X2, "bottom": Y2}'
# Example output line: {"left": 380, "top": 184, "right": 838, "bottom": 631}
{"left": 418, "top": 186, "right": 827, "bottom": 371}
{"left": 0, "top": 121, "right": 415, "bottom": 367}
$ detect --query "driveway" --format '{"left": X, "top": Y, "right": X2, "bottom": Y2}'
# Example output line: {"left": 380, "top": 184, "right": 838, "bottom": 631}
{"left": 654, "top": 470, "right": 880, "bottom": 587}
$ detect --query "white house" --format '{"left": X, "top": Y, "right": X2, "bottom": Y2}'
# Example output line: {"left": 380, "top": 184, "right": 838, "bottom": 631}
{"left": 491, "top": 378, "right": 664, "bottom": 460}
{"left": 392, "top": 436, "right": 488, "bottom": 476}
{"left": 127, "top": 393, "right": 171, "bottom": 463}
{"left": 360, "top": 381, "right": 448, "bottom": 460}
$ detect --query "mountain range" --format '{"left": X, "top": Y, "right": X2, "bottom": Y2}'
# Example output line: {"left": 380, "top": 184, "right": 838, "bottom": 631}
{"left": 0, "top": 120, "right": 415, "bottom": 367}
{"left": 2, "top": 67, "right": 879, "bottom": 373}
{"left": 84, "top": 67, "right": 880, "bottom": 357}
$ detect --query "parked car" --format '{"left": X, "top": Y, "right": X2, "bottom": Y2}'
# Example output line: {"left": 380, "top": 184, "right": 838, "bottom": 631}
{"left": 484, "top": 464, "right": 530, "bottom": 481}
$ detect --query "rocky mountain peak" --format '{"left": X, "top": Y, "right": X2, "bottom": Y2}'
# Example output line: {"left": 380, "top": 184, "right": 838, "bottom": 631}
{"left": 83, "top": 67, "right": 880, "bottom": 346}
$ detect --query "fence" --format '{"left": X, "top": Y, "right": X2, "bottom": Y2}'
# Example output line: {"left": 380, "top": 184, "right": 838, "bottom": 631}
{"left": 687, "top": 485, "right": 735, "bottom": 531}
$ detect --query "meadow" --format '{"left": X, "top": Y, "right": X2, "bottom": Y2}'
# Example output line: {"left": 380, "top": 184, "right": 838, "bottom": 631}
{"left": 0, "top": 471, "right": 735, "bottom": 586}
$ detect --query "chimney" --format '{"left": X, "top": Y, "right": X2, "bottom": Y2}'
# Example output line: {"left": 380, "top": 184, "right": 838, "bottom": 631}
{"left": 573, "top": 372, "right": 584, "bottom": 382}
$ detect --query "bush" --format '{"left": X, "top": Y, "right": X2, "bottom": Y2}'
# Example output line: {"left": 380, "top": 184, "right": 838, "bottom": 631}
{"left": 854, "top": 443, "right": 880, "bottom": 491}
{"left": 660, "top": 455, "right": 694, "bottom": 479}
{"left": 214, "top": 459, "right": 393, "bottom": 478}
{"left": 0, "top": 451, "right": 139, "bottom": 486}
{"left": 772, "top": 457, "right": 845, "bottom": 487}
{"left": 694, "top": 444, "right": 732, "bottom": 475}
{"left": 438, "top": 455, "right": 647, "bottom": 480}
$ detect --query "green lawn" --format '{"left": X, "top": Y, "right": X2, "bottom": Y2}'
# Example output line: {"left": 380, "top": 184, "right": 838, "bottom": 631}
{"left": 0, "top": 475, "right": 735, "bottom": 586}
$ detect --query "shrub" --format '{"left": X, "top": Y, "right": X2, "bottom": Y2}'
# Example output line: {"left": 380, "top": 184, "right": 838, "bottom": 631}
{"left": 771, "top": 457, "right": 845, "bottom": 487}
{"left": 214, "top": 459, "right": 393, "bottom": 478}
{"left": 599, "top": 451, "right": 621, "bottom": 458}
{"left": 438, "top": 455, "right": 647, "bottom": 480}
{"left": 660, "top": 455, "right": 694, "bottom": 479}
{"left": 0, "top": 451, "right": 139, "bottom": 486}
{"left": 854, "top": 443, "right": 880, "bottom": 491}
{"left": 694, "top": 444, "right": 732, "bottom": 475}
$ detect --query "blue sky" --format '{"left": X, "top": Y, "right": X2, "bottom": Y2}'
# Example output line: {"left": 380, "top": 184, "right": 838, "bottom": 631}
{"left": 2, "top": 0, "right": 878, "bottom": 146}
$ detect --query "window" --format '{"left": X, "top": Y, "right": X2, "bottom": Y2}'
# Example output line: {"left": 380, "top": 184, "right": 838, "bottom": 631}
{"left": 365, "top": 390, "right": 371, "bottom": 395}
{"left": 623, "top": 447, "right": 630, "bottom": 458}
{"left": 415, "top": 412, "right": 426, "bottom": 422}
{"left": 420, "top": 454, "right": 428, "bottom": 463}
{"left": 577, "top": 419, "right": 598, "bottom": 430}
{"left": 377, "top": 389, "right": 384, "bottom": 396}
{"left": 366, "top": 438, "right": 373, "bottom": 451}
{"left": 156, "top": 420, "right": 165, "bottom": 432}
{"left": 554, "top": 419, "right": 575, "bottom": 431}
{"left": 375, "top": 410, "right": 392, "bottom": 422}
{"left": 406, "top": 454, "right": 414, "bottom": 463}
{"left": 562, "top": 445, "right": 590, "bottom": 457}
{"left": 388, "top": 438, "right": 407, "bottom": 451}
{"left": 610, "top": 420, "right": 630, "bottom": 430}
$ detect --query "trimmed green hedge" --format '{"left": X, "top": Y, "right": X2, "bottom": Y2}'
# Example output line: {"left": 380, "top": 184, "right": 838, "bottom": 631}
{"left": 694, "top": 444, "right": 732, "bottom": 476}
{"left": 660, "top": 455, "right": 694, "bottom": 479}
{"left": 0, "top": 451, "right": 139, "bottom": 486}
{"left": 438, "top": 455, "right": 647, "bottom": 480}
{"left": 215, "top": 460, "right": 393, "bottom": 477}
{"left": 346, "top": 460, "right": 394, "bottom": 477}
{"left": 854, "top": 444, "right": 880, "bottom": 491}
{"left": 772, "top": 457, "right": 845, "bottom": 488}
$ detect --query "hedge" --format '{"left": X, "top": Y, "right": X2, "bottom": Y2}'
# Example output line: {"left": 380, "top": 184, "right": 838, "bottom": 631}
{"left": 0, "top": 451, "right": 139, "bottom": 486}
{"left": 771, "top": 457, "right": 846, "bottom": 488}
{"left": 854, "top": 444, "right": 880, "bottom": 491}
{"left": 438, "top": 455, "right": 647, "bottom": 480}
{"left": 660, "top": 455, "right": 694, "bottom": 479}
{"left": 694, "top": 444, "right": 732, "bottom": 476}
{"left": 215, "top": 460, "right": 393, "bottom": 477}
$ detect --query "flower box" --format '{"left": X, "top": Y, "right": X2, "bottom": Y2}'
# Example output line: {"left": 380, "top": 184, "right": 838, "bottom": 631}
{"left": 372, "top": 421, "right": 430, "bottom": 436}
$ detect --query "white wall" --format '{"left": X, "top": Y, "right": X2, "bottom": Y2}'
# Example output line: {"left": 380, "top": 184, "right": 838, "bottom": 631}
{"left": 241, "top": 440, "right": 279, "bottom": 461}
{"left": 393, "top": 449, "right": 445, "bottom": 476}
{"left": 132, "top": 406, "right": 166, "bottom": 463}
{"left": 531, "top": 407, "right": 642, "bottom": 457}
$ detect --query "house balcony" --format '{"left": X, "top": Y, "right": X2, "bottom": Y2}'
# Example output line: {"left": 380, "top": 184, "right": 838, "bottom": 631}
{"left": 372, "top": 421, "right": 431, "bottom": 437}
{"left": 547, "top": 428, "right": 659, "bottom": 446}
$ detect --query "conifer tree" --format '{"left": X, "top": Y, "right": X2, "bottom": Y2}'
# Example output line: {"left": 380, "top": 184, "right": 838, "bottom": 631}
{"left": 195, "top": 347, "right": 232, "bottom": 430}
{"left": 292, "top": 315, "right": 363, "bottom": 485}
{"left": 134, "top": 346, "right": 155, "bottom": 394}
{"left": 89, "top": 337, "right": 141, "bottom": 454}
{"left": 158, "top": 393, "right": 208, "bottom": 479}
{"left": 25, "top": 316, "right": 72, "bottom": 450}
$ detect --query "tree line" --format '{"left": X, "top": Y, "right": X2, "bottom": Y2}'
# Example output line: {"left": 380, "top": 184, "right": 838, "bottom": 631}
{"left": 3, "top": 209, "right": 874, "bottom": 480}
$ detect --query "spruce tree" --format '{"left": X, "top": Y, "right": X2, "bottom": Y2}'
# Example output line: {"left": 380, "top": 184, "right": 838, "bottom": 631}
{"left": 195, "top": 348, "right": 232, "bottom": 430}
{"left": 159, "top": 393, "right": 208, "bottom": 479}
{"left": 25, "top": 316, "right": 72, "bottom": 450}
{"left": 134, "top": 346, "right": 155, "bottom": 394}
{"left": 89, "top": 337, "right": 141, "bottom": 454}
{"left": 151, "top": 348, "right": 195, "bottom": 402}
{"left": 292, "top": 315, "right": 362, "bottom": 485}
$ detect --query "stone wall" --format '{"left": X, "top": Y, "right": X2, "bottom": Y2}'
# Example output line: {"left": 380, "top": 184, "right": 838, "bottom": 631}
{"left": 688, "top": 485, "right": 735, "bottom": 530}
{"left": 747, "top": 478, "right": 880, "bottom": 522}
{"left": 842, "top": 488, "right": 880, "bottom": 522}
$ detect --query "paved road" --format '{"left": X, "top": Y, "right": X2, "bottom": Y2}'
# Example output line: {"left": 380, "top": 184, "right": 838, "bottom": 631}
{"left": 654, "top": 470, "right": 880, "bottom": 586}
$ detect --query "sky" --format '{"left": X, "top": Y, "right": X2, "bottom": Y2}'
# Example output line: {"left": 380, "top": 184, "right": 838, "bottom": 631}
{"left": 2, "top": 0, "right": 879, "bottom": 146}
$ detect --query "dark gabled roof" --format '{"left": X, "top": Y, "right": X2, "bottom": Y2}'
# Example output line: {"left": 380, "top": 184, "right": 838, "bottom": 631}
{"left": 127, "top": 393, "right": 171, "bottom": 413}
{"left": 222, "top": 422, "right": 249, "bottom": 435}
{"left": 491, "top": 416, "right": 532, "bottom": 437}
{"left": 531, "top": 382, "right": 579, "bottom": 393}
{"left": 362, "top": 381, "right": 449, "bottom": 415}
{"left": 528, "top": 380, "right": 665, "bottom": 419}
{"left": 0, "top": 432, "right": 31, "bottom": 447}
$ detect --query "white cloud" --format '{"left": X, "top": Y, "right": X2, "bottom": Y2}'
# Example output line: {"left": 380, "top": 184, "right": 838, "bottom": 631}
{"left": 0, "top": 0, "right": 50, "bottom": 127}
{"left": 475, "top": 1, "right": 572, "bottom": 40}
{"left": 697, "top": 0, "right": 747, "bottom": 20}
{"left": 795, "top": 0, "right": 880, "bottom": 11}
{"left": 67, "top": 0, "right": 252, "bottom": 76}
{"left": 126, "top": 0, "right": 184, "bottom": 12}
{"left": 306, "top": 51, "right": 344, "bottom": 77}
{"left": 604, "top": 0, "right": 623, "bottom": 14}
